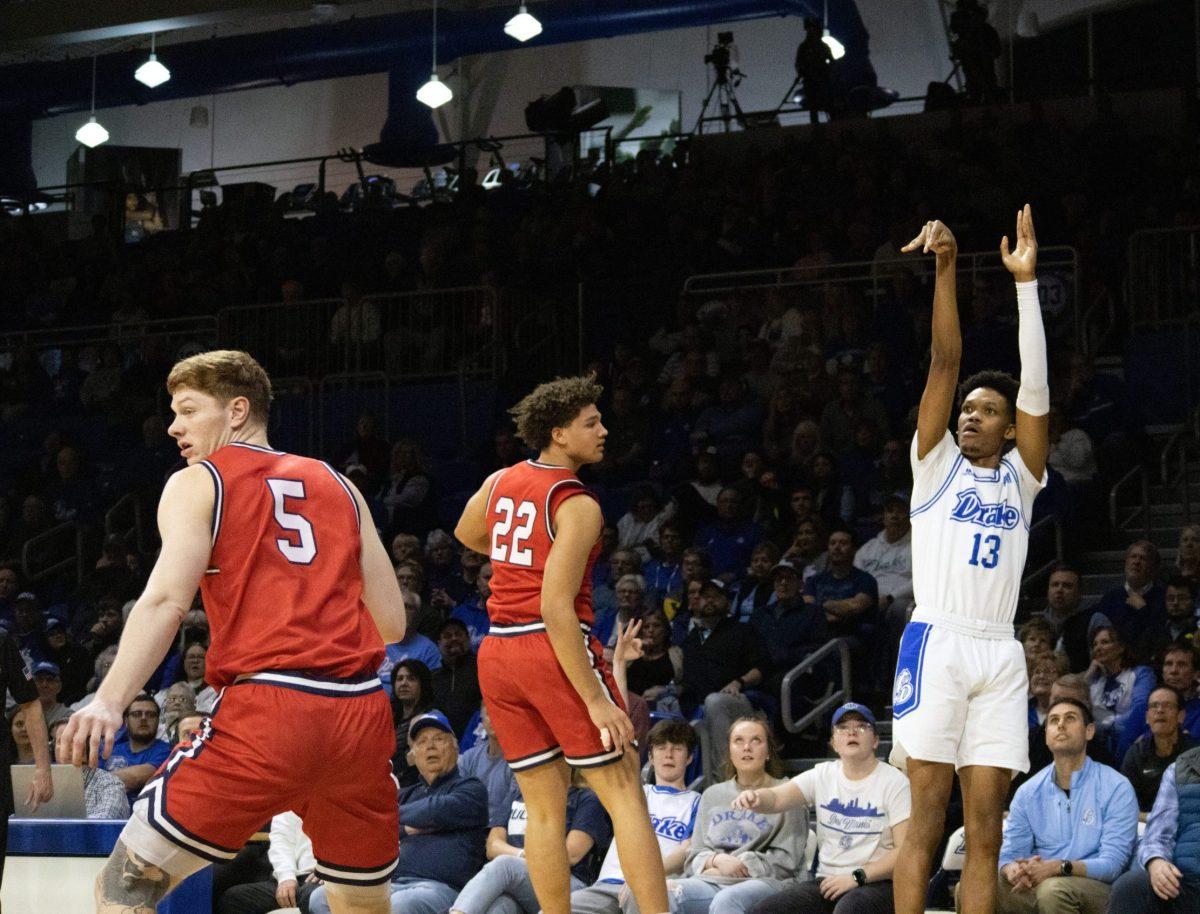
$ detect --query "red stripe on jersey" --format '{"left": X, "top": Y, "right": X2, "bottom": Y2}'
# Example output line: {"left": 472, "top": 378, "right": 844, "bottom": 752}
{"left": 485, "top": 460, "right": 601, "bottom": 627}
{"left": 198, "top": 444, "right": 384, "bottom": 688}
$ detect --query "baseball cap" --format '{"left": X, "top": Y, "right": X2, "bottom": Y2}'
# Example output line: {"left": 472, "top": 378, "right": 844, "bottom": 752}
{"left": 831, "top": 702, "right": 876, "bottom": 728}
{"left": 32, "top": 661, "right": 61, "bottom": 679}
{"left": 44, "top": 618, "right": 66, "bottom": 634}
{"left": 770, "top": 558, "right": 801, "bottom": 577}
{"left": 408, "top": 710, "right": 454, "bottom": 740}
{"left": 699, "top": 578, "right": 728, "bottom": 596}
{"left": 15, "top": 591, "right": 36, "bottom": 603}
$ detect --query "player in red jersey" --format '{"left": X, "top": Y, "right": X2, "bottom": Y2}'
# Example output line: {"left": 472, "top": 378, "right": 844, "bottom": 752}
{"left": 58, "top": 350, "right": 406, "bottom": 914}
{"left": 454, "top": 376, "right": 669, "bottom": 914}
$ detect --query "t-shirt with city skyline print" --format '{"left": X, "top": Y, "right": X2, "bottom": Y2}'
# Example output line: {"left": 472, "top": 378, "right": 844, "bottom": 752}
{"left": 791, "top": 759, "right": 911, "bottom": 877}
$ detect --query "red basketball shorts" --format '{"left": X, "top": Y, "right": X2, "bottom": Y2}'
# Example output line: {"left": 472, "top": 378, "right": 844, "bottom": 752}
{"left": 137, "top": 671, "right": 399, "bottom": 885}
{"left": 478, "top": 621, "right": 627, "bottom": 771}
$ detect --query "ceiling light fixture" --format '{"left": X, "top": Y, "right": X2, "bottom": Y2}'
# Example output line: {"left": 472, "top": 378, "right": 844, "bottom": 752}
{"left": 135, "top": 33, "right": 171, "bottom": 88}
{"left": 822, "top": 0, "right": 846, "bottom": 60}
{"left": 504, "top": 4, "right": 543, "bottom": 42}
{"left": 75, "top": 55, "right": 110, "bottom": 148}
{"left": 416, "top": 0, "right": 453, "bottom": 109}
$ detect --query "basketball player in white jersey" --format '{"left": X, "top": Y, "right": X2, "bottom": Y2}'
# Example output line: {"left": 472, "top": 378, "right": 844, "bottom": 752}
{"left": 889, "top": 205, "right": 1049, "bottom": 914}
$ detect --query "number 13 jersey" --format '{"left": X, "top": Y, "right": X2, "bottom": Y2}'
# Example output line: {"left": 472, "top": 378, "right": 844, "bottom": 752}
{"left": 484, "top": 459, "right": 602, "bottom": 628}
{"left": 909, "top": 431, "right": 1046, "bottom": 628}
{"left": 198, "top": 442, "right": 385, "bottom": 688}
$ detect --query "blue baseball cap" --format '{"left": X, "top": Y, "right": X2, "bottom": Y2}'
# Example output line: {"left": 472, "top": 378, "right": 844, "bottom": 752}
{"left": 831, "top": 702, "right": 876, "bottom": 728}
{"left": 408, "top": 710, "right": 454, "bottom": 740}
{"left": 32, "top": 661, "right": 61, "bottom": 679}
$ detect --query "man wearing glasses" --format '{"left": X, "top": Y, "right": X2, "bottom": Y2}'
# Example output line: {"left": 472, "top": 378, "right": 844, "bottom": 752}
{"left": 103, "top": 693, "right": 171, "bottom": 803}
{"left": 732, "top": 702, "right": 911, "bottom": 913}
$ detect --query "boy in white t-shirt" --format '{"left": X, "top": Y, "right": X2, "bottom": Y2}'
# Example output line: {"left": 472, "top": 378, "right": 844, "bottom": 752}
{"left": 731, "top": 702, "right": 911, "bottom": 914}
{"left": 571, "top": 719, "right": 702, "bottom": 914}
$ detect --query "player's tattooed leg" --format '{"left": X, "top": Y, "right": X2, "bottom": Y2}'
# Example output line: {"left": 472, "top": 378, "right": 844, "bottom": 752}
{"left": 95, "top": 839, "right": 173, "bottom": 913}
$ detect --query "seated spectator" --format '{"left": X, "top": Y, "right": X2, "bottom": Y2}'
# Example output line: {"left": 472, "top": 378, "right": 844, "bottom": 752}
{"left": 450, "top": 776, "right": 610, "bottom": 914}
{"left": 341, "top": 413, "right": 391, "bottom": 490}
{"left": 1029, "top": 653, "right": 1070, "bottom": 729}
{"left": 1094, "top": 540, "right": 1166, "bottom": 653}
{"left": 392, "top": 532, "right": 422, "bottom": 566}
{"left": 1087, "top": 626, "right": 1155, "bottom": 750}
{"left": 103, "top": 693, "right": 171, "bottom": 802}
{"left": 309, "top": 710, "right": 489, "bottom": 914}
{"left": 597, "top": 574, "right": 647, "bottom": 655}
{"left": 10, "top": 705, "right": 37, "bottom": 764}
{"left": 644, "top": 522, "right": 686, "bottom": 610}
{"left": 380, "top": 587, "right": 443, "bottom": 691}
{"left": 0, "top": 564, "right": 20, "bottom": 629}
{"left": 458, "top": 704, "right": 516, "bottom": 826}
{"left": 81, "top": 594, "right": 125, "bottom": 661}
{"left": 1137, "top": 577, "right": 1200, "bottom": 664}
{"left": 1020, "top": 674, "right": 1119, "bottom": 794}
{"left": 571, "top": 720, "right": 702, "bottom": 914}
{"left": 670, "top": 716, "right": 806, "bottom": 914}
{"left": 809, "top": 452, "right": 853, "bottom": 525}
{"left": 694, "top": 489, "right": 764, "bottom": 580}
{"left": 595, "top": 549, "right": 643, "bottom": 622}
{"left": 1109, "top": 743, "right": 1200, "bottom": 912}
{"left": 623, "top": 608, "right": 681, "bottom": 704}
{"left": 391, "top": 659, "right": 435, "bottom": 787}
{"left": 1039, "top": 565, "right": 1103, "bottom": 673}
{"left": 692, "top": 375, "right": 765, "bottom": 460}
{"left": 989, "top": 698, "right": 1137, "bottom": 914}
{"left": 618, "top": 488, "right": 675, "bottom": 563}
{"left": 679, "top": 580, "right": 772, "bottom": 782}
{"left": 41, "top": 617, "right": 90, "bottom": 705}
{"left": 750, "top": 558, "right": 828, "bottom": 695}
{"left": 157, "top": 641, "right": 217, "bottom": 712}
{"left": 737, "top": 702, "right": 910, "bottom": 914}
{"left": 1116, "top": 642, "right": 1200, "bottom": 761}
{"left": 217, "top": 810, "right": 319, "bottom": 914}
{"left": 156, "top": 682, "right": 197, "bottom": 742}
{"left": 852, "top": 494, "right": 914, "bottom": 618}
{"left": 32, "top": 661, "right": 72, "bottom": 729}
{"left": 46, "top": 718, "right": 130, "bottom": 820}
{"left": 820, "top": 368, "right": 889, "bottom": 456}
{"left": 71, "top": 644, "right": 118, "bottom": 711}
{"left": 424, "top": 530, "right": 463, "bottom": 600}
{"left": 432, "top": 619, "right": 482, "bottom": 738}
{"left": 806, "top": 527, "right": 878, "bottom": 641}
{"left": 731, "top": 542, "right": 780, "bottom": 624}
{"left": 10, "top": 592, "right": 45, "bottom": 665}
{"left": 1178, "top": 523, "right": 1200, "bottom": 586}
{"left": 1046, "top": 406, "right": 1098, "bottom": 486}
{"left": 676, "top": 450, "right": 724, "bottom": 529}
{"left": 667, "top": 548, "right": 713, "bottom": 639}
{"left": 44, "top": 445, "right": 101, "bottom": 523}
{"left": 452, "top": 562, "right": 492, "bottom": 652}
{"left": 784, "top": 516, "right": 828, "bottom": 582}
{"left": 1019, "top": 618, "right": 1057, "bottom": 668}
{"left": 1122, "top": 686, "right": 1198, "bottom": 818}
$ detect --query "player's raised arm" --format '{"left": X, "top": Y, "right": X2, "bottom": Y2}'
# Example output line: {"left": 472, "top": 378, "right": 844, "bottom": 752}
{"left": 1001, "top": 203, "right": 1050, "bottom": 479}
{"left": 59, "top": 464, "right": 215, "bottom": 768}
{"left": 542, "top": 495, "right": 635, "bottom": 751}
{"left": 346, "top": 478, "right": 407, "bottom": 644}
{"left": 904, "top": 220, "right": 962, "bottom": 459}
{"left": 455, "top": 470, "right": 504, "bottom": 556}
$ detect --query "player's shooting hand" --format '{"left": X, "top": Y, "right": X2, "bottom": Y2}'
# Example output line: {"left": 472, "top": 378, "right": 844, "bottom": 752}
{"left": 587, "top": 696, "right": 635, "bottom": 754}
{"left": 613, "top": 618, "right": 644, "bottom": 669}
{"left": 1149, "top": 858, "right": 1183, "bottom": 900}
{"left": 1000, "top": 203, "right": 1038, "bottom": 282}
{"left": 275, "top": 879, "right": 298, "bottom": 908}
{"left": 901, "top": 220, "right": 957, "bottom": 261}
{"left": 57, "top": 697, "right": 123, "bottom": 769}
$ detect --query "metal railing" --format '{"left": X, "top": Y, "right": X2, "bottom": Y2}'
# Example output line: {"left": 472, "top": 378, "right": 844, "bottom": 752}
{"left": 1126, "top": 226, "right": 1200, "bottom": 327}
{"left": 682, "top": 246, "right": 1082, "bottom": 347}
{"left": 217, "top": 287, "right": 499, "bottom": 382}
{"left": 1022, "top": 516, "right": 1065, "bottom": 591}
{"left": 0, "top": 315, "right": 217, "bottom": 360}
{"left": 104, "top": 493, "right": 147, "bottom": 556}
{"left": 1109, "top": 465, "right": 1151, "bottom": 537}
{"left": 22, "top": 521, "right": 84, "bottom": 587}
{"left": 781, "top": 638, "right": 853, "bottom": 735}
{"left": 1160, "top": 404, "right": 1200, "bottom": 525}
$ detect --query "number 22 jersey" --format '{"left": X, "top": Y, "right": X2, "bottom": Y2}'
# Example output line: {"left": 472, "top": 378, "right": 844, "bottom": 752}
{"left": 909, "top": 430, "right": 1046, "bottom": 628}
{"left": 197, "top": 442, "right": 385, "bottom": 688}
{"left": 484, "top": 459, "right": 602, "bottom": 628}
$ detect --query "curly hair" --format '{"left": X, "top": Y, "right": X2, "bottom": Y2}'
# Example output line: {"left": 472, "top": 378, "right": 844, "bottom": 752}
{"left": 959, "top": 370, "right": 1019, "bottom": 423}
{"left": 508, "top": 375, "right": 604, "bottom": 452}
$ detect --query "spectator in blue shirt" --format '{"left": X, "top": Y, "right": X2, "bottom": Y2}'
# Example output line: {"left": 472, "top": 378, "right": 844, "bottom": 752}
{"left": 457, "top": 703, "right": 516, "bottom": 827}
{"left": 104, "top": 693, "right": 171, "bottom": 802}
{"left": 449, "top": 778, "right": 611, "bottom": 914}
{"left": 694, "top": 488, "right": 764, "bottom": 580}
{"left": 451, "top": 563, "right": 491, "bottom": 653}
{"left": 1116, "top": 643, "right": 1200, "bottom": 762}
{"left": 984, "top": 698, "right": 1137, "bottom": 914}
{"left": 309, "top": 710, "right": 489, "bottom": 914}
{"left": 731, "top": 542, "right": 780, "bottom": 624}
{"left": 750, "top": 559, "right": 828, "bottom": 695}
{"left": 1111, "top": 744, "right": 1200, "bottom": 913}
{"left": 805, "top": 527, "right": 878, "bottom": 640}
{"left": 380, "top": 587, "right": 443, "bottom": 691}
{"left": 1094, "top": 541, "right": 1167, "bottom": 654}
{"left": 644, "top": 521, "right": 686, "bottom": 611}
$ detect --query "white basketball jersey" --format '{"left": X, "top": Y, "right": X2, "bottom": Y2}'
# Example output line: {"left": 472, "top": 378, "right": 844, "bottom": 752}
{"left": 595, "top": 784, "right": 700, "bottom": 883}
{"left": 909, "top": 431, "right": 1045, "bottom": 627}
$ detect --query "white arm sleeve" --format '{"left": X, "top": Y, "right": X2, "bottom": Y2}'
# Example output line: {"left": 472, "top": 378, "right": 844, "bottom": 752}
{"left": 1014, "top": 280, "right": 1049, "bottom": 416}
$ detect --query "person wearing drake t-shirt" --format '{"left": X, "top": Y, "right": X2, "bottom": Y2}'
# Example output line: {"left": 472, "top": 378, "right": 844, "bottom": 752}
{"left": 572, "top": 719, "right": 702, "bottom": 914}
{"left": 103, "top": 693, "right": 171, "bottom": 802}
{"left": 736, "top": 703, "right": 909, "bottom": 914}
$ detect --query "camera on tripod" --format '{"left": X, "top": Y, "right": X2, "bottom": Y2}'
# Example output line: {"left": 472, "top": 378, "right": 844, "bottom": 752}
{"left": 704, "top": 31, "right": 743, "bottom": 86}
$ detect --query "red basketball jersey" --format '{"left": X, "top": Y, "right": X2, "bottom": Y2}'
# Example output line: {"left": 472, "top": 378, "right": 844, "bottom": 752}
{"left": 197, "top": 442, "right": 384, "bottom": 688}
{"left": 484, "top": 459, "right": 602, "bottom": 627}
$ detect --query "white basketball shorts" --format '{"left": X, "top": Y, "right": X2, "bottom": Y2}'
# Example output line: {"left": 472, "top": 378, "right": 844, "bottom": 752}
{"left": 889, "top": 610, "right": 1030, "bottom": 774}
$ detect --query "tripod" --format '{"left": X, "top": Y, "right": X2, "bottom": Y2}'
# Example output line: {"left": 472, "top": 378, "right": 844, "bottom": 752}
{"left": 693, "top": 71, "right": 746, "bottom": 135}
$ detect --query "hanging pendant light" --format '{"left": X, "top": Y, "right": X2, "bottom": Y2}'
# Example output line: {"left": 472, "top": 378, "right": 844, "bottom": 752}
{"left": 417, "top": 0, "right": 453, "bottom": 109}
{"left": 135, "top": 33, "right": 171, "bottom": 88}
{"left": 504, "top": 3, "right": 543, "bottom": 42}
{"left": 75, "top": 55, "right": 110, "bottom": 147}
{"left": 822, "top": 0, "right": 846, "bottom": 60}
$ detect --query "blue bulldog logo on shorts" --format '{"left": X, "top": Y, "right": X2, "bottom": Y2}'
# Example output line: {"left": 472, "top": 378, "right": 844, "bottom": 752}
{"left": 893, "top": 622, "right": 931, "bottom": 718}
